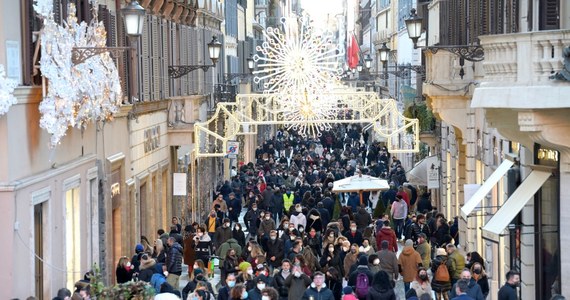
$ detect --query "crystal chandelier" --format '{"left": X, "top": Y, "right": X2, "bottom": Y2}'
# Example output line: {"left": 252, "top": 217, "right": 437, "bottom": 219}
{"left": 35, "top": 0, "right": 122, "bottom": 146}
{"left": 0, "top": 65, "right": 17, "bottom": 116}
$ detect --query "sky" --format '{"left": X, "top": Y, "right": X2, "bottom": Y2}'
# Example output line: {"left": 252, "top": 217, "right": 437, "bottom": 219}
{"left": 300, "top": 0, "right": 345, "bottom": 30}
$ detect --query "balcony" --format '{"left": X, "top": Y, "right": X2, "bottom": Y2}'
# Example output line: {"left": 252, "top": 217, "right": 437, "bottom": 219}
{"left": 479, "top": 30, "right": 570, "bottom": 84}
{"left": 473, "top": 30, "right": 570, "bottom": 110}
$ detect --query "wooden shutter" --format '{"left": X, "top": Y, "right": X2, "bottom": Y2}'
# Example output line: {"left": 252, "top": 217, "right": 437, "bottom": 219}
{"left": 162, "top": 20, "right": 170, "bottom": 99}
{"left": 190, "top": 27, "right": 199, "bottom": 94}
{"left": 140, "top": 15, "right": 151, "bottom": 101}
{"left": 152, "top": 16, "right": 160, "bottom": 100}
{"left": 540, "top": 0, "right": 559, "bottom": 30}
{"left": 171, "top": 22, "right": 179, "bottom": 97}
{"left": 116, "top": 11, "right": 129, "bottom": 101}
{"left": 180, "top": 26, "right": 188, "bottom": 95}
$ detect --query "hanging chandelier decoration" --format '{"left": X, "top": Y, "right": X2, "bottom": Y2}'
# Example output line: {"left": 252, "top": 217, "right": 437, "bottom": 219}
{"left": 34, "top": 0, "right": 122, "bottom": 146}
{"left": 253, "top": 17, "right": 344, "bottom": 137}
{"left": 0, "top": 65, "right": 18, "bottom": 116}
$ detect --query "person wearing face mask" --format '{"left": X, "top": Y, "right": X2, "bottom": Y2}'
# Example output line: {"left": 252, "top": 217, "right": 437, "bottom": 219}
{"left": 215, "top": 218, "right": 234, "bottom": 250}
{"left": 344, "top": 222, "right": 363, "bottom": 246}
{"left": 260, "top": 287, "right": 280, "bottom": 300}
{"left": 448, "top": 269, "right": 484, "bottom": 300}
{"left": 220, "top": 249, "right": 241, "bottom": 284}
{"left": 367, "top": 254, "right": 381, "bottom": 274}
{"left": 182, "top": 270, "right": 216, "bottom": 300}
{"left": 359, "top": 238, "right": 374, "bottom": 256}
{"left": 301, "top": 272, "right": 334, "bottom": 300}
{"left": 343, "top": 244, "right": 360, "bottom": 280}
{"left": 217, "top": 273, "right": 237, "bottom": 300}
{"left": 497, "top": 270, "right": 520, "bottom": 300}
{"left": 283, "top": 264, "right": 311, "bottom": 300}
{"left": 237, "top": 262, "right": 256, "bottom": 291}
{"left": 272, "top": 260, "right": 292, "bottom": 300}
{"left": 266, "top": 230, "right": 285, "bottom": 269}
{"left": 244, "top": 203, "right": 262, "bottom": 241}
{"left": 290, "top": 204, "right": 307, "bottom": 231}
{"left": 194, "top": 227, "right": 213, "bottom": 266}
{"left": 233, "top": 223, "right": 247, "bottom": 248}
{"left": 229, "top": 283, "right": 249, "bottom": 300}
{"left": 409, "top": 267, "right": 433, "bottom": 298}
{"left": 258, "top": 211, "right": 276, "bottom": 252}
{"left": 277, "top": 218, "right": 290, "bottom": 239}
{"left": 304, "top": 228, "right": 322, "bottom": 257}
{"left": 247, "top": 275, "right": 269, "bottom": 300}
{"left": 470, "top": 262, "right": 489, "bottom": 298}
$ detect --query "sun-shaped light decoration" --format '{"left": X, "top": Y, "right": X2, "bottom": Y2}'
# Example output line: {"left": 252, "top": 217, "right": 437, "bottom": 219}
{"left": 253, "top": 17, "right": 344, "bottom": 137}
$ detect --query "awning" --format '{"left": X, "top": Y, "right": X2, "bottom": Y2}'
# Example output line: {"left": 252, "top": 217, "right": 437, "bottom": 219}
{"left": 460, "top": 159, "right": 514, "bottom": 219}
{"left": 406, "top": 155, "right": 438, "bottom": 187}
{"left": 481, "top": 166, "right": 553, "bottom": 241}
{"left": 332, "top": 174, "right": 390, "bottom": 193}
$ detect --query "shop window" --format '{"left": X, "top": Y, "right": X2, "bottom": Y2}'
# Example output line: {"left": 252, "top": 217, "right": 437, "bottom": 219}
{"left": 65, "top": 187, "right": 81, "bottom": 289}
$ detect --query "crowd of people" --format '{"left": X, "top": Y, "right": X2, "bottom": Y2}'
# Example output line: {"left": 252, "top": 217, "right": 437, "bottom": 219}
{"left": 54, "top": 125, "right": 525, "bottom": 300}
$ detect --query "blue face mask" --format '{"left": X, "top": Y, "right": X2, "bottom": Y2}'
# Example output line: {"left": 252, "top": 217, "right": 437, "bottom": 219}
{"left": 242, "top": 291, "right": 249, "bottom": 299}
{"left": 191, "top": 296, "right": 199, "bottom": 300}
{"left": 228, "top": 280, "right": 236, "bottom": 288}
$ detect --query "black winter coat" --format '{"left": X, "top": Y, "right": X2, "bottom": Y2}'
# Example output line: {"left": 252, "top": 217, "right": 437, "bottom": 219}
{"left": 366, "top": 286, "right": 396, "bottom": 300}
{"left": 266, "top": 238, "right": 285, "bottom": 268}
{"left": 167, "top": 242, "right": 183, "bottom": 275}
{"left": 272, "top": 271, "right": 290, "bottom": 300}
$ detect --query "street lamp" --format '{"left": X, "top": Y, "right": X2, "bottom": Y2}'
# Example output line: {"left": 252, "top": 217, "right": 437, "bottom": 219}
{"left": 168, "top": 36, "right": 223, "bottom": 78}
{"left": 121, "top": 1, "right": 146, "bottom": 37}
{"left": 207, "top": 36, "right": 222, "bottom": 66}
{"left": 379, "top": 43, "right": 390, "bottom": 63}
{"left": 70, "top": 0, "right": 146, "bottom": 65}
{"left": 357, "top": 64, "right": 363, "bottom": 72}
{"left": 405, "top": 8, "right": 423, "bottom": 49}
{"left": 247, "top": 56, "right": 255, "bottom": 71}
{"left": 364, "top": 55, "right": 373, "bottom": 70}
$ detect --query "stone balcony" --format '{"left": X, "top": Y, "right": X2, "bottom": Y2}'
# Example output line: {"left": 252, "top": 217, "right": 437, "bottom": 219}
{"left": 479, "top": 30, "right": 570, "bottom": 85}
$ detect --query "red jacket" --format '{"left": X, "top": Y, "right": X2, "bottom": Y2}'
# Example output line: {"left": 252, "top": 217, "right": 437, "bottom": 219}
{"left": 376, "top": 227, "right": 398, "bottom": 252}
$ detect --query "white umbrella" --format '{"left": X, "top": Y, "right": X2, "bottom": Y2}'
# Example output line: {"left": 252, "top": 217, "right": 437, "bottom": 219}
{"left": 332, "top": 174, "right": 390, "bottom": 193}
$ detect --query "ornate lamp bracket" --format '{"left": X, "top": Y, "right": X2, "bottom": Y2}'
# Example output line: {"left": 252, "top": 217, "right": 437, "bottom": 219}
{"left": 71, "top": 46, "right": 134, "bottom": 65}
{"left": 168, "top": 65, "right": 213, "bottom": 78}
{"left": 425, "top": 45, "right": 485, "bottom": 62}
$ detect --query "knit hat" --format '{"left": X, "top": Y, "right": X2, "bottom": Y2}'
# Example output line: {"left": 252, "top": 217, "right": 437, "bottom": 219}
{"left": 194, "top": 268, "right": 203, "bottom": 276}
{"left": 381, "top": 240, "right": 389, "bottom": 249}
{"left": 343, "top": 286, "right": 353, "bottom": 295}
{"left": 358, "top": 255, "right": 368, "bottom": 266}
{"left": 135, "top": 243, "right": 144, "bottom": 253}
{"left": 239, "top": 262, "right": 252, "bottom": 273}
{"left": 436, "top": 248, "right": 447, "bottom": 256}
{"left": 405, "top": 239, "right": 413, "bottom": 247}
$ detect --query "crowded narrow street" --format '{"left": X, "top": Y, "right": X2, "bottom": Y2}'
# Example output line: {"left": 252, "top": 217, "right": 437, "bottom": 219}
{"left": 2, "top": 0, "right": 568, "bottom": 300}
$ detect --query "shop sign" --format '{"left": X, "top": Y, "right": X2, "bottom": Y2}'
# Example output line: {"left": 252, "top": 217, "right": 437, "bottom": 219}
{"left": 537, "top": 148, "right": 558, "bottom": 162}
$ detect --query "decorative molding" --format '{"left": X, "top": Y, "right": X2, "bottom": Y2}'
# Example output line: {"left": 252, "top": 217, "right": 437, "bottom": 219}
{"left": 87, "top": 167, "right": 98, "bottom": 180}
{"left": 107, "top": 152, "right": 125, "bottom": 164}
{"left": 63, "top": 174, "right": 81, "bottom": 191}
{"left": 31, "top": 186, "right": 51, "bottom": 205}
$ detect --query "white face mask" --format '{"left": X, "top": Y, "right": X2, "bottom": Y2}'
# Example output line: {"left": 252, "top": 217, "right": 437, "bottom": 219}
{"left": 247, "top": 269, "right": 254, "bottom": 275}
{"left": 294, "top": 271, "right": 301, "bottom": 277}
{"left": 262, "top": 296, "right": 270, "bottom": 300}
{"left": 257, "top": 283, "right": 266, "bottom": 290}
{"left": 373, "top": 259, "right": 380, "bottom": 265}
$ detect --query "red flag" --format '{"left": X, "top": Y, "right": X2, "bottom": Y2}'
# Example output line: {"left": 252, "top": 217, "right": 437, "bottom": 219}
{"left": 347, "top": 35, "right": 359, "bottom": 69}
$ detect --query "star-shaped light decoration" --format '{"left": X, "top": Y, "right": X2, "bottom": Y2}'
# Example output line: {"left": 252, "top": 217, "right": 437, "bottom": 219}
{"left": 253, "top": 17, "right": 344, "bottom": 137}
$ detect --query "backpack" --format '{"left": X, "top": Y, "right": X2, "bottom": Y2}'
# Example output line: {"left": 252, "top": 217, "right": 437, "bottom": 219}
{"left": 355, "top": 272, "right": 369, "bottom": 298}
{"left": 434, "top": 259, "right": 450, "bottom": 282}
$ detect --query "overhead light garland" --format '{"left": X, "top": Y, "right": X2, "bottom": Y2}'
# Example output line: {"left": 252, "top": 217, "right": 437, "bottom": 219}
{"left": 35, "top": 0, "right": 122, "bottom": 146}
{"left": 253, "top": 17, "right": 344, "bottom": 137}
{"left": 0, "top": 65, "right": 18, "bottom": 116}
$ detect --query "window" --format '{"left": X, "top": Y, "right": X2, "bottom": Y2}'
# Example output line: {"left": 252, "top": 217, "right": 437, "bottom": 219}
{"left": 65, "top": 188, "right": 81, "bottom": 289}
{"left": 539, "top": 0, "right": 559, "bottom": 30}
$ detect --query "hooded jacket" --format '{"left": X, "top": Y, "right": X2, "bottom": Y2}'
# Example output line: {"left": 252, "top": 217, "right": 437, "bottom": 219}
{"left": 397, "top": 246, "right": 422, "bottom": 283}
{"left": 366, "top": 286, "right": 396, "bottom": 300}
{"left": 167, "top": 242, "right": 183, "bottom": 275}
{"left": 214, "top": 225, "right": 233, "bottom": 248}
{"left": 449, "top": 278, "right": 484, "bottom": 300}
{"left": 376, "top": 227, "right": 398, "bottom": 252}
